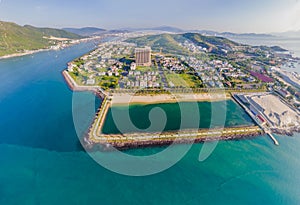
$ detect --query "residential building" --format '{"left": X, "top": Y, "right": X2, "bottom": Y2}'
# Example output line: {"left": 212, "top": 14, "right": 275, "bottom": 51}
{"left": 135, "top": 47, "right": 152, "bottom": 66}
{"left": 130, "top": 62, "right": 137, "bottom": 70}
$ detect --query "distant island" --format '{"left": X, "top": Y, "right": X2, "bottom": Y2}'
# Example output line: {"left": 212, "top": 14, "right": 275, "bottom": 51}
{"left": 61, "top": 31, "right": 300, "bottom": 150}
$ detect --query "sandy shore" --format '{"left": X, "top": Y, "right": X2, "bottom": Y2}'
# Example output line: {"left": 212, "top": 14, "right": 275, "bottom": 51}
{"left": 0, "top": 36, "right": 100, "bottom": 60}
{"left": 62, "top": 68, "right": 230, "bottom": 104}
{"left": 0, "top": 48, "right": 51, "bottom": 60}
{"left": 111, "top": 93, "right": 230, "bottom": 105}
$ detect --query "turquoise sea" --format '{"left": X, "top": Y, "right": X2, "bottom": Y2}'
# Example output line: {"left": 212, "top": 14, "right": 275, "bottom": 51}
{"left": 102, "top": 101, "right": 254, "bottom": 134}
{"left": 0, "top": 40, "right": 300, "bottom": 204}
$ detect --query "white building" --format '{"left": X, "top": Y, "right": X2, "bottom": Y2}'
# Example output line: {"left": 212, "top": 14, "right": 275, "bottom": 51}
{"left": 130, "top": 62, "right": 137, "bottom": 71}
{"left": 86, "top": 79, "right": 95, "bottom": 85}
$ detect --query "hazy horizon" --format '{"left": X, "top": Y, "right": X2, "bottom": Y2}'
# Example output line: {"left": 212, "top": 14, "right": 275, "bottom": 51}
{"left": 0, "top": 0, "right": 300, "bottom": 33}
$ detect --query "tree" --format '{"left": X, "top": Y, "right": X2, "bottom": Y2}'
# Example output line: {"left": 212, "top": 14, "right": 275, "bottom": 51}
{"left": 73, "top": 67, "right": 79, "bottom": 76}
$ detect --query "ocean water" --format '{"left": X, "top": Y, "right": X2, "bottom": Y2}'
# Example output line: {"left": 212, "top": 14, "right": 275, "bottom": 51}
{"left": 102, "top": 101, "right": 254, "bottom": 134}
{"left": 229, "top": 36, "right": 300, "bottom": 73}
{"left": 0, "top": 42, "right": 99, "bottom": 152}
{"left": 228, "top": 36, "right": 300, "bottom": 58}
{"left": 0, "top": 40, "right": 300, "bottom": 204}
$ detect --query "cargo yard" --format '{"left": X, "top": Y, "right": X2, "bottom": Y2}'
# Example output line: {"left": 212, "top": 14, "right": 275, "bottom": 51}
{"left": 234, "top": 93, "right": 300, "bottom": 136}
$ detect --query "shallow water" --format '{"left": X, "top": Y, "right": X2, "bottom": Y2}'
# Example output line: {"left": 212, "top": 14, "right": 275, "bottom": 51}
{"left": 102, "top": 100, "right": 254, "bottom": 134}
{"left": 0, "top": 40, "right": 300, "bottom": 205}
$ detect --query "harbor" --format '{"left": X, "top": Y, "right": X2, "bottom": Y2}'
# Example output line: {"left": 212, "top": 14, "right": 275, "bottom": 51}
{"left": 64, "top": 68, "right": 289, "bottom": 149}
{"left": 233, "top": 92, "right": 300, "bottom": 146}
{"left": 63, "top": 69, "right": 281, "bottom": 150}
{"left": 62, "top": 53, "right": 300, "bottom": 149}
{"left": 82, "top": 92, "right": 264, "bottom": 150}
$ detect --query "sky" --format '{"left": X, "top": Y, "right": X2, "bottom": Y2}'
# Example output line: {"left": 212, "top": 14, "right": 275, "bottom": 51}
{"left": 0, "top": 0, "right": 300, "bottom": 33}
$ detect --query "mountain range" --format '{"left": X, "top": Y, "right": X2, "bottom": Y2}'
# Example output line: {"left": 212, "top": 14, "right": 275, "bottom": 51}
{"left": 63, "top": 25, "right": 278, "bottom": 38}
{"left": 62, "top": 27, "right": 106, "bottom": 37}
{"left": 125, "top": 32, "right": 240, "bottom": 56}
{"left": 1, "top": 20, "right": 298, "bottom": 57}
{"left": 117, "top": 26, "right": 300, "bottom": 38}
{"left": 121, "top": 26, "right": 184, "bottom": 33}
{"left": 272, "top": 30, "right": 300, "bottom": 38}
{"left": 0, "top": 21, "right": 82, "bottom": 56}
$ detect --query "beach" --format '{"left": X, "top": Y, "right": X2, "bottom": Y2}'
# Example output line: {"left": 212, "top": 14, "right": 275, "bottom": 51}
{"left": 62, "top": 67, "right": 230, "bottom": 105}
{"left": 0, "top": 48, "right": 51, "bottom": 60}
{"left": 111, "top": 93, "right": 230, "bottom": 105}
{"left": 2, "top": 38, "right": 300, "bottom": 204}
{"left": 0, "top": 36, "right": 101, "bottom": 60}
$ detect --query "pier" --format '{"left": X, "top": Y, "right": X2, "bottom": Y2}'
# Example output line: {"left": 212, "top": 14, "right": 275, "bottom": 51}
{"left": 266, "top": 132, "right": 279, "bottom": 146}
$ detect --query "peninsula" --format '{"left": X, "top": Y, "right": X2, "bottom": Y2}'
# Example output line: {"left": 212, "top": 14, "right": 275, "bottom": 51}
{"left": 62, "top": 31, "right": 300, "bottom": 150}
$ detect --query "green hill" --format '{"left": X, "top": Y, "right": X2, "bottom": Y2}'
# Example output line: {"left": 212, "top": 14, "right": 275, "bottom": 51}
{"left": 24, "top": 25, "right": 82, "bottom": 39}
{"left": 182, "top": 33, "right": 240, "bottom": 55}
{"left": 0, "top": 21, "right": 82, "bottom": 57}
{"left": 62, "top": 27, "right": 106, "bottom": 37}
{"left": 126, "top": 33, "right": 190, "bottom": 55}
{"left": 126, "top": 33, "right": 241, "bottom": 56}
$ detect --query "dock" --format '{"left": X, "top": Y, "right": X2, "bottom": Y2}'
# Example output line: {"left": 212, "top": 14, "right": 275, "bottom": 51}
{"left": 266, "top": 132, "right": 279, "bottom": 146}
{"left": 232, "top": 93, "right": 280, "bottom": 146}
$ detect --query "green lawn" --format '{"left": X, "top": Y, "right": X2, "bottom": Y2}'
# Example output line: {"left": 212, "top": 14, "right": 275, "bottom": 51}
{"left": 165, "top": 73, "right": 201, "bottom": 88}
{"left": 98, "top": 76, "right": 119, "bottom": 90}
{"left": 69, "top": 72, "right": 87, "bottom": 85}
{"left": 96, "top": 67, "right": 108, "bottom": 72}
{"left": 136, "top": 66, "right": 158, "bottom": 72}
{"left": 166, "top": 73, "right": 187, "bottom": 87}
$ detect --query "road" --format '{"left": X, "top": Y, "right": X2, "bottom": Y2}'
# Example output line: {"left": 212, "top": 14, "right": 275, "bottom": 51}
{"left": 156, "top": 56, "right": 169, "bottom": 88}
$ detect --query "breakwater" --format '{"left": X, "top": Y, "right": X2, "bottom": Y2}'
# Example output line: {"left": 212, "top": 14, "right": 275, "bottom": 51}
{"left": 84, "top": 97, "right": 263, "bottom": 150}
{"left": 62, "top": 70, "right": 107, "bottom": 99}
{"left": 63, "top": 70, "right": 265, "bottom": 150}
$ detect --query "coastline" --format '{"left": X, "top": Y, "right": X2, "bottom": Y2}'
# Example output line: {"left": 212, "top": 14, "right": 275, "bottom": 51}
{"left": 82, "top": 94, "right": 264, "bottom": 151}
{"left": 62, "top": 69, "right": 230, "bottom": 105}
{"left": 271, "top": 127, "right": 300, "bottom": 136}
{"left": 62, "top": 69, "right": 298, "bottom": 151}
{"left": 0, "top": 48, "right": 51, "bottom": 60}
{"left": 63, "top": 69, "right": 264, "bottom": 150}
{"left": 232, "top": 93, "right": 300, "bottom": 137}
{"left": 0, "top": 36, "right": 101, "bottom": 60}
{"left": 111, "top": 93, "right": 230, "bottom": 105}
{"left": 62, "top": 70, "right": 108, "bottom": 100}
{"left": 62, "top": 70, "right": 100, "bottom": 92}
